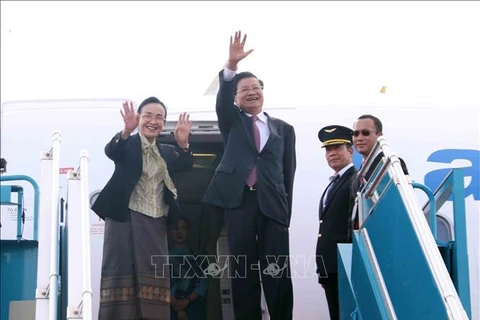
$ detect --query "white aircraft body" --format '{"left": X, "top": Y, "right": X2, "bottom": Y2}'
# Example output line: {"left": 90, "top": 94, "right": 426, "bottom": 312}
{"left": 0, "top": 98, "right": 478, "bottom": 320}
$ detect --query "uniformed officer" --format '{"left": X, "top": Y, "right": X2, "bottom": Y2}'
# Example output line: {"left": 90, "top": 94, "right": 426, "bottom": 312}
{"left": 316, "top": 125, "right": 357, "bottom": 320}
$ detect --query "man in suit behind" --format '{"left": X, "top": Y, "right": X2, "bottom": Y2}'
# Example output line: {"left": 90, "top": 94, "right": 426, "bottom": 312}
{"left": 202, "top": 31, "right": 296, "bottom": 320}
{"left": 350, "top": 114, "right": 410, "bottom": 232}
{"left": 316, "top": 125, "right": 357, "bottom": 320}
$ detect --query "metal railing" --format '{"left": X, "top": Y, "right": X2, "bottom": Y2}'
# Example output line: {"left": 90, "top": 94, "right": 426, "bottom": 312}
{"left": 79, "top": 150, "right": 93, "bottom": 320}
{"left": 35, "top": 130, "right": 61, "bottom": 320}
{"left": 412, "top": 182, "right": 437, "bottom": 240}
{"left": 359, "top": 228, "right": 397, "bottom": 320}
{"left": 365, "top": 136, "right": 468, "bottom": 319}
{"left": 353, "top": 141, "right": 388, "bottom": 226}
{"left": 422, "top": 168, "right": 471, "bottom": 318}
{"left": 66, "top": 150, "right": 92, "bottom": 320}
{"left": 49, "top": 131, "right": 61, "bottom": 320}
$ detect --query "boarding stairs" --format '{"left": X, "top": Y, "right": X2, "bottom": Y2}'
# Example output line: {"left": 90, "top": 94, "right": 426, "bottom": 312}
{"left": 337, "top": 137, "right": 471, "bottom": 319}
{"left": 0, "top": 131, "right": 93, "bottom": 320}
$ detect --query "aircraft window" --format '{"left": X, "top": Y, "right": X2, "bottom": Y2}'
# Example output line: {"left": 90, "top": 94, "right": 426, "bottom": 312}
{"left": 436, "top": 214, "right": 453, "bottom": 243}
{"left": 90, "top": 190, "right": 101, "bottom": 207}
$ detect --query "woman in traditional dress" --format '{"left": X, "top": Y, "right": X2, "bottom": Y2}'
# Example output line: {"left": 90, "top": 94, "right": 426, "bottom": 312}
{"left": 92, "top": 97, "right": 193, "bottom": 320}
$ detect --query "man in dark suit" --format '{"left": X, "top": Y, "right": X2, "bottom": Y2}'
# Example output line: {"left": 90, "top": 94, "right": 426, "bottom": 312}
{"left": 316, "top": 125, "right": 357, "bottom": 320}
{"left": 203, "top": 31, "right": 296, "bottom": 320}
{"left": 350, "top": 114, "right": 409, "bottom": 232}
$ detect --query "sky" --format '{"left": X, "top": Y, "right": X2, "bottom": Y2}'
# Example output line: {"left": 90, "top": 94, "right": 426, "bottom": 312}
{"left": 1, "top": 1, "right": 480, "bottom": 110}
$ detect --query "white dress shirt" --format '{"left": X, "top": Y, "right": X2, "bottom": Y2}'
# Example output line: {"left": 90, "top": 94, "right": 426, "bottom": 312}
{"left": 323, "top": 163, "right": 354, "bottom": 208}
{"left": 223, "top": 67, "right": 237, "bottom": 81}
{"left": 243, "top": 112, "right": 270, "bottom": 151}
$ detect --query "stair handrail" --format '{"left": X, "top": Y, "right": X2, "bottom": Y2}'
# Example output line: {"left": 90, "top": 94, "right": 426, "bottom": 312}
{"left": 79, "top": 150, "right": 93, "bottom": 320}
{"left": 422, "top": 168, "right": 471, "bottom": 318}
{"left": 359, "top": 228, "right": 398, "bottom": 319}
{"left": 0, "top": 175, "right": 40, "bottom": 240}
{"left": 353, "top": 141, "right": 385, "bottom": 226}
{"left": 49, "top": 130, "right": 61, "bottom": 320}
{"left": 422, "top": 168, "right": 454, "bottom": 218}
{"left": 373, "top": 136, "right": 468, "bottom": 319}
{"left": 364, "top": 156, "right": 391, "bottom": 200}
{"left": 411, "top": 182, "right": 437, "bottom": 240}
{"left": 356, "top": 139, "right": 382, "bottom": 191}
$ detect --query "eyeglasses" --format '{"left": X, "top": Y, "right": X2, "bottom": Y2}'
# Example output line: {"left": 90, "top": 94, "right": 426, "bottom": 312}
{"left": 353, "top": 129, "right": 376, "bottom": 137}
{"left": 236, "top": 86, "right": 263, "bottom": 94}
{"left": 140, "top": 114, "right": 165, "bottom": 123}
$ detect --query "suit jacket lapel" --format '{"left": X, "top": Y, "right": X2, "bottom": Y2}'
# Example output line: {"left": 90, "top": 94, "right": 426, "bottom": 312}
{"left": 322, "top": 166, "right": 356, "bottom": 213}
{"left": 366, "top": 152, "right": 383, "bottom": 181}
{"left": 261, "top": 113, "right": 279, "bottom": 153}
{"left": 240, "top": 111, "right": 279, "bottom": 153}
{"left": 240, "top": 112, "right": 257, "bottom": 152}
{"left": 319, "top": 184, "right": 329, "bottom": 218}
{"left": 131, "top": 134, "right": 143, "bottom": 166}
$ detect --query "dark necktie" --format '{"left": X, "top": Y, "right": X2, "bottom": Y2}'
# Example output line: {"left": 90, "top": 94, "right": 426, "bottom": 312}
{"left": 246, "top": 115, "right": 260, "bottom": 187}
{"left": 324, "top": 174, "right": 340, "bottom": 206}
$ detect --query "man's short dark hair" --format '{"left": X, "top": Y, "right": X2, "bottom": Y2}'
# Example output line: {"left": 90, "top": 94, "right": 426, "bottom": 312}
{"left": 137, "top": 96, "right": 168, "bottom": 119}
{"left": 169, "top": 215, "right": 190, "bottom": 230}
{"left": 235, "top": 72, "right": 264, "bottom": 93}
{"left": 357, "top": 114, "right": 383, "bottom": 133}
